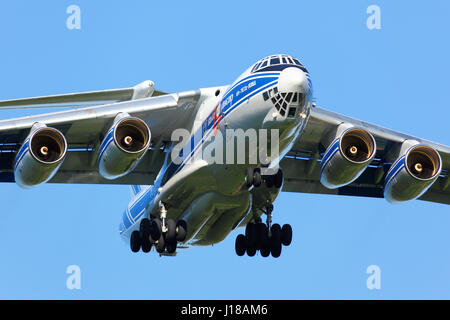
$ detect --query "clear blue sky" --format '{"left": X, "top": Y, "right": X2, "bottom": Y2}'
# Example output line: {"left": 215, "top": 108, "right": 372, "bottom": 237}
{"left": 0, "top": 1, "right": 449, "bottom": 299}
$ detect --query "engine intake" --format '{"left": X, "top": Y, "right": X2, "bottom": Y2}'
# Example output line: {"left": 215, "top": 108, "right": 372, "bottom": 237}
{"left": 384, "top": 144, "right": 441, "bottom": 203}
{"left": 14, "top": 126, "right": 67, "bottom": 188}
{"left": 98, "top": 116, "right": 151, "bottom": 180}
{"left": 320, "top": 127, "right": 376, "bottom": 189}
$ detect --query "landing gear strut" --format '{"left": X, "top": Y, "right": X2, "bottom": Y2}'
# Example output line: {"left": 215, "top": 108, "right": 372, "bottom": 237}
{"left": 234, "top": 204, "right": 292, "bottom": 258}
{"left": 129, "top": 202, "right": 187, "bottom": 254}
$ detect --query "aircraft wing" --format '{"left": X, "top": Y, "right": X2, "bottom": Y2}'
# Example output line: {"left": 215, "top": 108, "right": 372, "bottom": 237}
{"left": 281, "top": 106, "right": 450, "bottom": 205}
{"left": 0, "top": 89, "right": 201, "bottom": 185}
{"left": 0, "top": 80, "right": 167, "bottom": 109}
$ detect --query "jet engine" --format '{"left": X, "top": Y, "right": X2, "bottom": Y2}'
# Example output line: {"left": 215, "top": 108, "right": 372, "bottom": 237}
{"left": 384, "top": 144, "right": 442, "bottom": 203}
{"left": 320, "top": 127, "right": 376, "bottom": 189}
{"left": 98, "top": 115, "right": 151, "bottom": 179}
{"left": 14, "top": 125, "right": 67, "bottom": 188}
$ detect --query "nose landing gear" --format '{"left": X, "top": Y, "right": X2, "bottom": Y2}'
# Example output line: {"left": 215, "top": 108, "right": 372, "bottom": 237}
{"left": 245, "top": 167, "right": 283, "bottom": 189}
{"left": 234, "top": 204, "right": 292, "bottom": 258}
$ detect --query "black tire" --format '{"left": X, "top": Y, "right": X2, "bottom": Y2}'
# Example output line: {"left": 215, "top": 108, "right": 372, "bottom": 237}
{"left": 176, "top": 220, "right": 187, "bottom": 242}
{"left": 265, "top": 176, "right": 274, "bottom": 188}
{"left": 247, "top": 244, "right": 257, "bottom": 257}
{"left": 281, "top": 224, "right": 293, "bottom": 246}
{"left": 141, "top": 238, "right": 152, "bottom": 253}
{"left": 166, "top": 219, "right": 176, "bottom": 243}
{"left": 155, "top": 233, "right": 166, "bottom": 253}
{"left": 260, "top": 242, "right": 271, "bottom": 257}
{"left": 245, "top": 167, "right": 254, "bottom": 187}
{"left": 235, "top": 234, "right": 247, "bottom": 256}
{"left": 245, "top": 222, "right": 257, "bottom": 246}
{"left": 274, "top": 169, "right": 283, "bottom": 188}
{"left": 130, "top": 230, "right": 141, "bottom": 253}
{"left": 256, "top": 222, "right": 268, "bottom": 249}
{"left": 253, "top": 170, "right": 262, "bottom": 187}
{"left": 270, "top": 225, "right": 282, "bottom": 258}
{"left": 139, "top": 218, "right": 151, "bottom": 240}
{"left": 166, "top": 240, "right": 177, "bottom": 254}
{"left": 271, "top": 223, "right": 282, "bottom": 241}
{"left": 150, "top": 218, "right": 162, "bottom": 241}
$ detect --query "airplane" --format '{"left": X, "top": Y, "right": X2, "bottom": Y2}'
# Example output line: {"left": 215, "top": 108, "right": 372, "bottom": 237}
{"left": 0, "top": 54, "right": 448, "bottom": 258}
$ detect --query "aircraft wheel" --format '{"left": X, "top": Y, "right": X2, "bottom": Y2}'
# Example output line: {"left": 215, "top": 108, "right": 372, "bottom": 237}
{"left": 166, "top": 219, "right": 177, "bottom": 243}
{"left": 155, "top": 233, "right": 166, "bottom": 253}
{"left": 245, "top": 222, "right": 257, "bottom": 246}
{"left": 176, "top": 220, "right": 187, "bottom": 242}
{"left": 274, "top": 169, "right": 283, "bottom": 188}
{"left": 247, "top": 244, "right": 257, "bottom": 257}
{"left": 150, "top": 218, "right": 162, "bottom": 241}
{"left": 260, "top": 242, "right": 271, "bottom": 257}
{"left": 256, "top": 222, "right": 268, "bottom": 249}
{"left": 235, "top": 234, "right": 247, "bottom": 256}
{"left": 270, "top": 224, "right": 282, "bottom": 258}
{"left": 245, "top": 168, "right": 254, "bottom": 187}
{"left": 139, "top": 218, "right": 151, "bottom": 239}
{"left": 166, "top": 240, "right": 177, "bottom": 254}
{"left": 281, "top": 224, "right": 293, "bottom": 246}
{"left": 265, "top": 176, "right": 274, "bottom": 188}
{"left": 141, "top": 238, "right": 152, "bottom": 253}
{"left": 253, "top": 170, "right": 262, "bottom": 187}
{"left": 130, "top": 230, "right": 141, "bottom": 253}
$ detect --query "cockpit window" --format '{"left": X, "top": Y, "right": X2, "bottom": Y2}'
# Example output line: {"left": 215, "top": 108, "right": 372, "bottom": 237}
{"left": 251, "top": 54, "right": 309, "bottom": 73}
{"left": 270, "top": 57, "right": 280, "bottom": 65}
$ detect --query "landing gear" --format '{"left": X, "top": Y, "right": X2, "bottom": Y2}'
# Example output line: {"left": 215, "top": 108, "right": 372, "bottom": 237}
{"left": 235, "top": 234, "right": 247, "bottom": 256}
{"left": 130, "top": 230, "right": 141, "bottom": 253}
{"left": 264, "top": 169, "right": 283, "bottom": 188}
{"left": 245, "top": 167, "right": 261, "bottom": 188}
{"left": 234, "top": 204, "right": 292, "bottom": 258}
{"left": 130, "top": 203, "right": 188, "bottom": 254}
{"left": 245, "top": 168, "right": 283, "bottom": 189}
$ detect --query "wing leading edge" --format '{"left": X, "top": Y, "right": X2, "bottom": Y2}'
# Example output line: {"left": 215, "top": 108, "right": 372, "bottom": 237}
{"left": 0, "top": 80, "right": 167, "bottom": 110}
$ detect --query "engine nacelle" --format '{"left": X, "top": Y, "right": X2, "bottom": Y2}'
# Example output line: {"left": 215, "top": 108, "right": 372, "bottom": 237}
{"left": 98, "top": 116, "right": 151, "bottom": 180}
{"left": 320, "top": 127, "right": 376, "bottom": 189}
{"left": 384, "top": 144, "right": 442, "bottom": 203}
{"left": 14, "top": 125, "right": 67, "bottom": 188}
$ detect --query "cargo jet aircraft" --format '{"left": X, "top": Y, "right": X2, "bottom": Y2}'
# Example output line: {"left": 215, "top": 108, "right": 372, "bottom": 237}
{"left": 0, "top": 54, "right": 448, "bottom": 257}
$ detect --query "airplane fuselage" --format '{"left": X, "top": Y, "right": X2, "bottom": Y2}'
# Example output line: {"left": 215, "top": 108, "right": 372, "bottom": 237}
{"left": 120, "top": 55, "right": 313, "bottom": 252}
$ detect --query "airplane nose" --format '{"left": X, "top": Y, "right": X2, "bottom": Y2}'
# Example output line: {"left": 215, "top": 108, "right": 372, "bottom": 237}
{"left": 277, "top": 67, "right": 309, "bottom": 94}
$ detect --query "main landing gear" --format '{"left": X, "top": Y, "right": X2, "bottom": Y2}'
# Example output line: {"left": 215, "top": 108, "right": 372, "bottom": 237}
{"left": 235, "top": 204, "right": 292, "bottom": 258}
{"left": 130, "top": 203, "right": 187, "bottom": 254}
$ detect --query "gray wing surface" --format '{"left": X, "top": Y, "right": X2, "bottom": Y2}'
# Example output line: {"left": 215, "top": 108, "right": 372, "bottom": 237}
{"left": 0, "top": 80, "right": 167, "bottom": 109}
{"left": 281, "top": 106, "right": 450, "bottom": 204}
{"left": 0, "top": 90, "right": 200, "bottom": 185}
